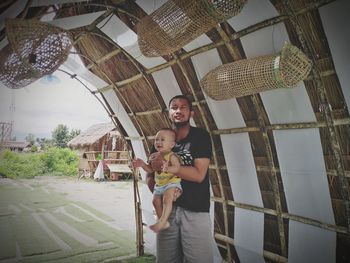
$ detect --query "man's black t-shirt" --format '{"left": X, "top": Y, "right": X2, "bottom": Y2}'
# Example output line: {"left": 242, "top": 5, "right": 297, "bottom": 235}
{"left": 172, "top": 126, "right": 212, "bottom": 212}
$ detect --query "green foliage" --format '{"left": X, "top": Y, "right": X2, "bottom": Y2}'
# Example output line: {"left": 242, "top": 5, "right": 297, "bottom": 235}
{"left": 0, "top": 150, "right": 45, "bottom": 179}
{"left": 70, "top": 128, "right": 81, "bottom": 139}
{"left": 51, "top": 124, "right": 81, "bottom": 148}
{"left": 52, "top": 124, "right": 70, "bottom": 148}
{"left": 40, "top": 147, "right": 79, "bottom": 176}
{"left": 0, "top": 148, "right": 79, "bottom": 179}
{"left": 31, "top": 145, "right": 38, "bottom": 152}
{"left": 36, "top": 137, "right": 54, "bottom": 150}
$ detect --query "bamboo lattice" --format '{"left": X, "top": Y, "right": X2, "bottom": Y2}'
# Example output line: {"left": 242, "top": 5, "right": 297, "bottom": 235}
{"left": 200, "top": 43, "right": 312, "bottom": 100}
{"left": 0, "top": 19, "right": 72, "bottom": 89}
{"left": 137, "top": 0, "right": 247, "bottom": 57}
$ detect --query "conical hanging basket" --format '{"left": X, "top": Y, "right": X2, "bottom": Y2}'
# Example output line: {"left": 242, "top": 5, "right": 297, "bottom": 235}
{"left": 200, "top": 43, "right": 312, "bottom": 100}
{"left": 137, "top": 0, "right": 247, "bottom": 57}
{"left": 0, "top": 19, "right": 72, "bottom": 89}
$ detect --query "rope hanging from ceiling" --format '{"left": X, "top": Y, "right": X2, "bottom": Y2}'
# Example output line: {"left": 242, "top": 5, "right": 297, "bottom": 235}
{"left": 0, "top": 19, "right": 72, "bottom": 89}
{"left": 137, "top": 0, "right": 247, "bottom": 57}
{"left": 200, "top": 43, "right": 312, "bottom": 100}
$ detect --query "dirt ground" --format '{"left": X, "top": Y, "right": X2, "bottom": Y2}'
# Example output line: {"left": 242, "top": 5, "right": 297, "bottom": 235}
{"left": 0, "top": 176, "right": 155, "bottom": 263}
{"left": 42, "top": 176, "right": 137, "bottom": 233}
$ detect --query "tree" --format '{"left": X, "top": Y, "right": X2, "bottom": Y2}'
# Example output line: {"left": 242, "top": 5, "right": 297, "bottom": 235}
{"left": 51, "top": 125, "right": 80, "bottom": 148}
{"left": 36, "top": 137, "right": 53, "bottom": 150}
{"left": 69, "top": 129, "right": 80, "bottom": 141}
{"left": 52, "top": 124, "right": 69, "bottom": 148}
{"left": 25, "top": 133, "right": 35, "bottom": 146}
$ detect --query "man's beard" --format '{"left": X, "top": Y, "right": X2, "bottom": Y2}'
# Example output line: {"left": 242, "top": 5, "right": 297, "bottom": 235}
{"left": 173, "top": 120, "right": 189, "bottom": 128}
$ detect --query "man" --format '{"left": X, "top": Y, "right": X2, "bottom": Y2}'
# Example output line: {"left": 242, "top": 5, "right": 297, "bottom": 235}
{"left": 147, "top": 95, "right": 213, "bottom": 263}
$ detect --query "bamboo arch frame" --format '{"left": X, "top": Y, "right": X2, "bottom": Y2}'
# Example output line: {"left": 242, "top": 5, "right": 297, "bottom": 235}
{"left": 67, "top": 0, "right": 348, "bottom": 260}
{"left": 6, "top": 0, "right": 344, "bottom": 260}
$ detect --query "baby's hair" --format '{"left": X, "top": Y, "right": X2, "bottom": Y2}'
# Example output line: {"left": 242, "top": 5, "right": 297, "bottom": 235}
{"left": 158, "top": 127, "right": 176, "bottom": 141}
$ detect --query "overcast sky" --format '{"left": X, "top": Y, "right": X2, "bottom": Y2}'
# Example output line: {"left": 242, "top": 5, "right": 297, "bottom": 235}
{"left": 0, "top": 69, "right": 110, "bottom": 141}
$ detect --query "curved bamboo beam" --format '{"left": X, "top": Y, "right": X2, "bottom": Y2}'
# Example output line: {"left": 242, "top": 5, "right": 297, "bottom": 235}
{"left": 215, "top": 24, "right": 288, "bottom": 256}
{"left": 282, "top": 0, "right": 350, "bottom": 234}
{"left": 211, "top": 197, "right": 348, "bottom": 234}
{"left": 174, "top": 57, "right": 232, "bottom": 261}
{"left": 67, "top": 9, "right": 147, "bottom": 256}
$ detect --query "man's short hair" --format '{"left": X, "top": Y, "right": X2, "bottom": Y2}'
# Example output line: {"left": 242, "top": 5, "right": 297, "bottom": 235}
{"left": 169, "top": 95, "right": 193, "bottom": 111}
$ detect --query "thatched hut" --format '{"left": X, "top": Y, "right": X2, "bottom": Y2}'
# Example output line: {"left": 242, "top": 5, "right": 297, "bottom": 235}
{"left": 0, "top": 0, "right": 349, "bottom": 262}
{"left": 1, "top": 141, "right": 30, "bottom": 152}
{"left": 68, "top": 122, "right": 127, "bottom": 175}
{"left": 67, "top": 122, "right": 125, "bottom": 153}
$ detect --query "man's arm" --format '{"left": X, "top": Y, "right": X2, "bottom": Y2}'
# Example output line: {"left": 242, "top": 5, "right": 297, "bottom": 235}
{"left": 173, "top": 158, "right": 210, "bottom": 183}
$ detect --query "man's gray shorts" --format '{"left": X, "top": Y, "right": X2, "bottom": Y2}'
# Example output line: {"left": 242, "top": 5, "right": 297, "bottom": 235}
{"left": 156, "top": 206, "right": 214, "bottom": 263}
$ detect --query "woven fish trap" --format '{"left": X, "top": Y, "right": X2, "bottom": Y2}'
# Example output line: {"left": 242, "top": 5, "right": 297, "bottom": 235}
{"left": 137, "top": 0, "right": 247, "bottom": 57}
{"left": 0, "top": 19, "right": 72, "bottom": 89}
{"left": 200, "top": 43, "right": 312, "bottom": 100}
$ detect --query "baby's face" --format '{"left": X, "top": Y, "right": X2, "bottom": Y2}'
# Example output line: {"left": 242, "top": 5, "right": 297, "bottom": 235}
{"left": 154, "top": 130, "right": 175, "bottom": 153}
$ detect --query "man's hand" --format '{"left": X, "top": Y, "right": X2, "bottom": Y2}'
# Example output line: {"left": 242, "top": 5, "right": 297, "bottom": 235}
{"left": 173, "top": 188, "right": 182, "bottom": 201}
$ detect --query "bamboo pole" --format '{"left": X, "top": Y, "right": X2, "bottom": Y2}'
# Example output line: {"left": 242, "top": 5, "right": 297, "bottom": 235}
{"left": 214, "top": 233, "right": 288, "bottom": 263}
{"left": 263, "top": 251, "right": 288, "bottom": 263}
{"left": 209, "top": 164, "right": 350, "bottom": 178}
{"left": 133, "top": 168, "right": 144, "bottom": 256}
{"left": 85, "top": 49, "right": 121, "bottom": 70}
{"left": 252, "top": 94, "right": 287, "bottom": 257}
{"left": 212, "top": 118, "right": 350, "bottom": 134}
{"left": 211, "top": 198, "right": 348, "bottom": 234}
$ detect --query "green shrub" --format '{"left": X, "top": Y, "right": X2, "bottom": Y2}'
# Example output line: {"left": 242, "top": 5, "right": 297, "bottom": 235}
{"left": 0, "top": 150, "right": 45, "bottom": 179}
{"left": 31, "top": 145, "right": 38, "bottom": 152}
{"left": 40, "top": 147, "right": 79, "bottom": 176}
{"left": 0, "top": 148, "right": 79, "bottom": 178}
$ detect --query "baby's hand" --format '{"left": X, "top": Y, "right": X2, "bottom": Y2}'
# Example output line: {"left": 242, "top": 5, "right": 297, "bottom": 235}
{"left": 132, "top": 158, "right": 145, "bottom": 168}
{"left": 162, "top": 160, "right": 169, "bottom": 172}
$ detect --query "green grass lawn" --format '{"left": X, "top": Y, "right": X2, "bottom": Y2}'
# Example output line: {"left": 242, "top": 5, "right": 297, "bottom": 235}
{"left": 0, "top": 178, "right": 153, "bottom": 263}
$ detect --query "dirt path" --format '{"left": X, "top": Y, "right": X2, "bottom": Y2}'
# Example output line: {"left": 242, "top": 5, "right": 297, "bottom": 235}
{"left": 0, "top": 176, "right": 144, "bottom": 263}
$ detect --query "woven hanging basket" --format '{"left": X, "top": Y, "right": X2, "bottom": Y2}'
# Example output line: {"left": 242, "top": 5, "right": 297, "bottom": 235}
{"left": 200, "top": 43, "right": 312, "bottom": 100}
{"left": 137, "top": 0, "right": 247, "bottom": 57}
{"left": 0, "top": 19, "right": 72, "bottom": 89}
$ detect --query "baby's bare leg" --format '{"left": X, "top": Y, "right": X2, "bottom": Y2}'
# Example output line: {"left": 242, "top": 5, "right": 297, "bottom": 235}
{"left": 150, "top": 187, "right": 177, "bottom": 233}
{"left": 152, "top": 194, "right": 163, "bottom": 219}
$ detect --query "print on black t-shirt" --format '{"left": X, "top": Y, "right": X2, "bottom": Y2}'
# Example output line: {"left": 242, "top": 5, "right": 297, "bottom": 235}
{"left": 173, "top": 142, "right": 193, "bottom": 166}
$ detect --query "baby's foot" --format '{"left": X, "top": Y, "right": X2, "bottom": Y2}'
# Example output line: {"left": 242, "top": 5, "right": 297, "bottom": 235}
{"left": 149, "top": 220, "right": 170, "bottom": 233}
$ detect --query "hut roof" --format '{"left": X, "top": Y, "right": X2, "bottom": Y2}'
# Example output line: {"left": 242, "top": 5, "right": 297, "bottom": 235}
{"left": 0, "top": 0, "right": 349, "bottom": 262}
{"left": 67, "top": 122, "right": 118, "bottom": 147}
{"left": 2, "top": 141, "right": 30, "bottom": 149}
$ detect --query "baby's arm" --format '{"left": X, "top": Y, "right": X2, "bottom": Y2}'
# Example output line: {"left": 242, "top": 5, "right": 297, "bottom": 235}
{"left": 132, "top": 158, "right": 153, "bottom": 173}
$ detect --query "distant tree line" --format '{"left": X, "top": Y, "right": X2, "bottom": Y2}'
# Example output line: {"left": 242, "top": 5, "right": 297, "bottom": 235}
{"left": 24, "top": 124, "right": 80, "bottom": 150}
